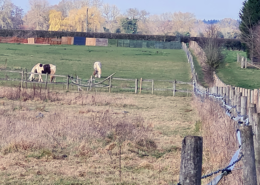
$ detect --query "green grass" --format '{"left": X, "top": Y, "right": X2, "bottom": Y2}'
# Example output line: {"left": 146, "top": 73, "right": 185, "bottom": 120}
{"left": 216, "top": 49, "right": 260, "bottom": 89}
{"left": 0, "top": 43, "right": 190, "bottom": 82}
{"left": 190, "top": 49, "right": 208, "bottom": 87}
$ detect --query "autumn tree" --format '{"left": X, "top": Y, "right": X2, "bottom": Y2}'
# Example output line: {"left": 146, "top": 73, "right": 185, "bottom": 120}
{"left": 49, "top": 6, "right": 103, "bottom": 32}
{"left": 48, "top": 10, "right": 64, "bottom": 31}
{"left": 23, "top": 0, "right": 50, "bottom": 30}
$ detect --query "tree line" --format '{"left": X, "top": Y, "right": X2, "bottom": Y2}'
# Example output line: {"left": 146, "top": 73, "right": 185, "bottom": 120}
{"left": 0, "top": 0, "right": 241, "bottom": 39}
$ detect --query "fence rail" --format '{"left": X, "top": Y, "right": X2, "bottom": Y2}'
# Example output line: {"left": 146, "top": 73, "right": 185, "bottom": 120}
{"left": 0, "top": 69, "right": 192, "bottom": 96}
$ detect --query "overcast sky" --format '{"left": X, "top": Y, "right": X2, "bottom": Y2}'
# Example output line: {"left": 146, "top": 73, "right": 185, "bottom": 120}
{"left": 11, "top": 0, "right": 245, "bottom": 20}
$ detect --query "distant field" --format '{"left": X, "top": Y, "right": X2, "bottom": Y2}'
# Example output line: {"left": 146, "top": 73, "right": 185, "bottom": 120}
{"left": 216, "top": 50, "right": 260, "bottom": 89}
{"left": 0, "top": 43, "right": 190, "bottom": 82}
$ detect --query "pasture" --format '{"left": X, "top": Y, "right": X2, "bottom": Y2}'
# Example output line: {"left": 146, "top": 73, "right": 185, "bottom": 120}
{"left": 216, "top": 50, "right": 260, "bottom": 89}
{"left": 0, "top": 43, "right": 190, "bottom": 81}
{"left": 0, "top": 87, "right": 200, "bottom": 184}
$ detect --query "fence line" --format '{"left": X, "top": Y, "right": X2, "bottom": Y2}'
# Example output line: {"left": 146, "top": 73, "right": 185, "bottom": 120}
{"left": 0, "top": 69, "right": 192, "bottom": 96}
{"left": 181, "top": 42, "right": 259, "bottom": 185}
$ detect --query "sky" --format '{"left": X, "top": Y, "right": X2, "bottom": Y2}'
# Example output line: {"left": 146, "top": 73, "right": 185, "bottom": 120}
{"left": 11, "top": 0, "right": 245, "bottom": 20}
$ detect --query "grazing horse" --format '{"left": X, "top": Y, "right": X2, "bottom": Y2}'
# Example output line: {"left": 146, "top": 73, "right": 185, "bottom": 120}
{"left": 29, "top": 63, "right": 56, "bottom": 82}
{"left": 93, "top": 61, "right": 102, "bottom": 78}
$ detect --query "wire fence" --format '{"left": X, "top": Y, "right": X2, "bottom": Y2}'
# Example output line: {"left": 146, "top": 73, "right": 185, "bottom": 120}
{"left": 181, "top": 42, "right": 259, "bottom": 185}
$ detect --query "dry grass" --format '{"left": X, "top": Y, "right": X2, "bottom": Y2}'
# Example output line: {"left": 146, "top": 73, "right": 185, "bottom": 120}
{"left": 194, "top": 97, "right": 242, "bottom": 185}
{"left": 0, "top": 87, "right": 199, "bottom": 184}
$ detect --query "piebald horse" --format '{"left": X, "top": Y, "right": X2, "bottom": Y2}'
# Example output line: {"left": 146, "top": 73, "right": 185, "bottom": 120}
{"left": 93, "top": 61, "right": 102, "bottom": 78}
{"left": 29, "top": 63, "right": 56, "bottom": 82}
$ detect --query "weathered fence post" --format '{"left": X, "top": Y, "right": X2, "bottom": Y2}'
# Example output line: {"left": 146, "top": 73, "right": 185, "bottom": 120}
{"left": 173, "top": 80, "right": 176, "bottom": 96}
{"left": 241, "top": 57, "right": 245, "bottom": 68}
{"left": 249, "top": 103, "right": 257, "bottom": 125}
{"left": 25, "top": 69, "right": 27, "bottom": 89}
{"left": 237, "top": 53, "right": 239, "bottom": 63}
{"left": 45, "top": 73, "right": 48, "bottom": 89}
{"left": 45, "top": 73, "right": 48, "bottom": 99}
{"left": 66, "top": 75, "right": 69, "bottom": 90}
{"left": 139, "top": 78, "right": 142, "bottom": 94}
{"left": 21, "top": 70, "right": 24, "bottom": 89}
{"left": 135, "top": 79, "right": 138, "bottom": 94}
{"left": 245, "top": 57, "right": 248, "bottom": 68}
{"left": 76, "top": 76, "right": 79, "bottom": 92}
{"left": 236, "top": 92, "right": 242, "bottom": 114}
{"left": 151, "top": 80, "right": 154, "bottom": 94}
{"left": 109, "top": 76, "right": 112, "bottom": 93}
{"left": 179, "top": 136, "right": 203, "bottom": 185}
{"left": 251, "top": 90, "right": 254, "bottom": 104}
{"left": 240, "top": 125, "right": 257, "bottom": 185}
{"left": 226, "top": 86, "right": 230, "bottom": 104}
{"left": 241, "top": 96, "right": 248, "bottom": 120}
{"left": 253, "top": 113, "right": 260, "bottom": 184}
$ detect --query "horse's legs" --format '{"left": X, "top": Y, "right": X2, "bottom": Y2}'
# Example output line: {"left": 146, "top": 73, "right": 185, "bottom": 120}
{"left": 38, "top": 74, "right": 42, "bottom": 82}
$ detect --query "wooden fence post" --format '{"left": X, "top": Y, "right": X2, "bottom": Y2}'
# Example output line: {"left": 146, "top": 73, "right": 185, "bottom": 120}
{"left": 241, "top": 96, "right": 248, "bottom": 120}
{"left": 245, "top": 58, "right": 248, "bottom": 68}
{"left": 25, "top": 69, "right": 27, "bottom": 89}
{"left": 251, "top": 90, "right": 255, "bottom": 104}
{"left": 152, "top": 80, "right": 154, "bottom": 94}
{"left": 45, "top": 73, "right": 48, "bottom": 89}
{"left": 77, "top": 76, "right": 79, "bottom": 92}
{"left": 173, "top": 80, "right": 176, "bottom": 96}
{"left": 249, "top": 103, "right": 257, "bottom": 125}
{"left": 139, "top": 78, "right": 142, "bottom": 94}
{"left": 21, "top": 70, "right": 24, "bottom": 89}
{"left": 241, "top": 57, "right": 245, "bottom": 68}
{"left": 45, "top": 73, "right": 48, "bottom": 99}
{"left": 254, "top": 89, "right": 258, "bottom": 112}
{"left": 226, "top": 86, "right": 230, "bottom": 104}
{"left": 179, "top": 136, "right": 203, "bottom": 185}
{"left": 253, "top": 113, "right": 260, "bottom": 184}
{"left": 109, "top": 76, "right": 112, "bottom": 93}
{"left": 66, "top": 75, "right": 69, "bottom": 90}
{"left": 236, "top": 92, "right": 242, "bottom": 114}
{"left": 135, "top": 79, "right": 138, "bottom": 94}
{"left": 240, "top": 125, "right": 257, "bottom": 185}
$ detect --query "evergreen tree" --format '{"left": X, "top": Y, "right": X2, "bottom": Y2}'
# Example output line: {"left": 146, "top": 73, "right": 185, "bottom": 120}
{"left": 239, "top": 0, "right": 260, "bottom": 61}
{"left": 121, "top": 18, "right": 138, "bottom": 34}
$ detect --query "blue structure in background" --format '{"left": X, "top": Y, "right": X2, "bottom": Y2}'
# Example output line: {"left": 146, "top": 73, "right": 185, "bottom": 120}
{"left": 73, "top": 37, "right": 86, "bottom": 45}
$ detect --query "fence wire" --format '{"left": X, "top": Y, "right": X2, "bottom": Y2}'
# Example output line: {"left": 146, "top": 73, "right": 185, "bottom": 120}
{"left": 181, "top": 43, "right": 245, "bottom": 185}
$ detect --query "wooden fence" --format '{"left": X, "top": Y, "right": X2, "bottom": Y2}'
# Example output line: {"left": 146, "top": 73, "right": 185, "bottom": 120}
{"left": 181, "top": 42, "right": 260, "bottom": 184}
{"left": 0, "top": 69, "right": 192, "bottom": 96}
{"left": 237, "top": 53, "right": 260, "bottom": 69}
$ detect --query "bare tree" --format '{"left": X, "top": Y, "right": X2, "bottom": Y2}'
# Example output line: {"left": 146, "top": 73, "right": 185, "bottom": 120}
{"left": 23, "top": 0, "right": 50, "bottom": 30}
{"left": 102, "top": 4, "right": 120, "bottom": 32}
{"left": 147, "top": 13, "right": 173, "bottom": 37}
{"left": 201, "top": 25, "right": 224, "bottom": 69}
{"left": 0, "top": 0, "right": 13, "bottom": 29}
{"left": 125, "top": 8, "right": 139, "bottom": 20}
{"left": 172, "top": 12, "right": 196, "bottom": 35}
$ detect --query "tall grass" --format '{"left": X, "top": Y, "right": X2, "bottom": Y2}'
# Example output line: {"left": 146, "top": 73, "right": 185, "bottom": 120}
{"left": 195, "top": 96, "right": 242, "bottom": 185}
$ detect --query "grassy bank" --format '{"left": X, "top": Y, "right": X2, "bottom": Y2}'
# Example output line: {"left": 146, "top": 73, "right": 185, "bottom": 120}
{"left": 216, "top": 50, "right": 260, "bottom": 89}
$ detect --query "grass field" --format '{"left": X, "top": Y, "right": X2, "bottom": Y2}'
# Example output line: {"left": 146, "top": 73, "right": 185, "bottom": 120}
{"left": 0, "top": 87, "right": 200, "bottom": 184}
{"left": 216, "top": 50, "right": 260, "bottom": 89}
{"left": 0, "top": 43, "right": 190, "bottom": 82}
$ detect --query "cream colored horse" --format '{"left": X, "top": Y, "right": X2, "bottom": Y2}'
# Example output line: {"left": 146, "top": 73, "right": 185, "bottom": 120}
{"left": 93, "top": 61, "right": 102, "bottom": 78}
